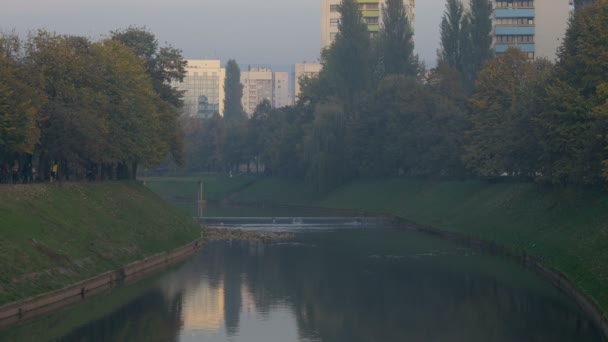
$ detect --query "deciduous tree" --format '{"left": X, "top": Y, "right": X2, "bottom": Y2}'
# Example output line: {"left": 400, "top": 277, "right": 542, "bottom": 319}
{"left": 464, "top": 48, "right": 539, "bottom": 177}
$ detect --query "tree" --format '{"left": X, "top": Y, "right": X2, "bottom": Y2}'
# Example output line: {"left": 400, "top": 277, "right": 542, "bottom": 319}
{"left": 439, "top": 0, "right": 491, "bottom": 90}
{"left": 536, "top": 79, "right": 599, "bottom": 184}
{"left": 110, "top": 26, "right": 186, "bottom": 107}
{"left": 223, "top": 59, "right": 246, "bottom": 121}
{"left": 27, "top": 32, "right": 108, "bottom": 175}
{"left": 302, "top": 100, "right": 350, "bottom": 191}
{"left": 532, "top": 0, "right": 608, "bottom": 184}
{"left": 321, "top": 0, "right": 372, "bottom": 107}
{"left": 94, "top": 39, "right": 168, "bottom": 175}
{"left": 0, "top": 35, "right": 44, "bottom": 157}
{"left": 25, "top": 31, "right": 170, "bottom": 180}
{"left": 111, "top": 26, "right": 187, "bottom": 165}
{"left": 348, "top": 90, "right": 391, "bottom": 177}
{"left": 574, "top": 0, "right": 596, "bottom": 9}
{"left": 378, "top": 0, "right": 417, "bottom": 76}
{"left": 467, "top": 0, "right": 493, "bottom": 82}
{"left": 424, "top": 63, "right": 471, "bottom": 177}
{"left": 557, "top": 0, "right": 608, "bottom": 97}
{"left": 222, "top": 119, "right": 248, "bottom": 171}
{"left": 464, "top": 48, "right": 540, "bottom": 177}
{"left": 439, "top": 0, "right": 466, "bottom": 70}
{"left": 247, "top": 100, "right": 272, "bottom": 172}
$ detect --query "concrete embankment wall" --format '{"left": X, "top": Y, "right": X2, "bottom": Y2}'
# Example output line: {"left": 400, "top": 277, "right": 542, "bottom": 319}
{"left": 0, "top": 238, "right": 203, "bottom": 330}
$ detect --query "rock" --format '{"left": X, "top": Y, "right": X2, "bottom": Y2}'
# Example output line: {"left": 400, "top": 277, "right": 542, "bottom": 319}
{"left": 201, "top": 227, "right": 294, "bottom": 242}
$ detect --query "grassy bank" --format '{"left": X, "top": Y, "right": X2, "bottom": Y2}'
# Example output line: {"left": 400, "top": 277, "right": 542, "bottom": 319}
{"left": 0, "top": 182, "right": 200, "bottom": 305}
{"left": 143, "top": 173, "right": 257, "bottom": 202}
{"left": 316, "top": 179, "right": 608, "bottom": 316}
{"left": 154, "top": 175, "right": 608, "bottom": 319}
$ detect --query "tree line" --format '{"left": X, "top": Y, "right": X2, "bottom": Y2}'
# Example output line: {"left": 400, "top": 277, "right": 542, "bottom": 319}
{"left": 0, "top": 27, "right": 186, "bottom": 182}
{"left": 182, "top": 0, "right": 608, "bottom": 191}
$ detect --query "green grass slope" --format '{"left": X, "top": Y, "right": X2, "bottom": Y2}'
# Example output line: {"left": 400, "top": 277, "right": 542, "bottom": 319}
{"left": 227, "top": 177, "right": 608, "bottom": 318}
{"left": 0, "top": 182, "right": 200, "bottom": 305}
{"left": 144, "top": 173, "right": 258, "bottom": 202}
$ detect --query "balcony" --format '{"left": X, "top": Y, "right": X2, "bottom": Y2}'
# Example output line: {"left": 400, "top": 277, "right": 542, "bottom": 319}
{"left": 495, "top": 8, "right": 535, "bottom": 18}
{"left": 495, "top": 43, "right": 535, "bottom": 53}
{"left": 495, "top": 26, "right": 535, "bottom": 35}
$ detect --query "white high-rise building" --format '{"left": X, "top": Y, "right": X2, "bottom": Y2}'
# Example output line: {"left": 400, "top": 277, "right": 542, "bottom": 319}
{"left": 321, "top": 0, "right": 415, "bottom": 48}
{"left": 294, "top": 63, "right": 322, "bottom": 101}
{"left": 172, "top": 60, "right": 225, "bottom": 118}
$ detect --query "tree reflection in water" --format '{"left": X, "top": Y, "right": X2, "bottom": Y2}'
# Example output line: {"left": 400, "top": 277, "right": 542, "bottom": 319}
{"left": 56, "top": 229, "right": 604, "bottom": 342}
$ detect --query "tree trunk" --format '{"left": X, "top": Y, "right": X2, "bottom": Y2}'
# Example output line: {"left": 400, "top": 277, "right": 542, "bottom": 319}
{"left": 131, "top": 161, "right": 138, "bottom": 180}
{"left": 116, "top": 162, "right": 129, "bottom": 180}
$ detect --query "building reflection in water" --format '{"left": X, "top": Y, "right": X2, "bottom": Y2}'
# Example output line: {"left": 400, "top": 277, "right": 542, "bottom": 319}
{"left": 181, "top": 280, "right": 225, "bottom": 332}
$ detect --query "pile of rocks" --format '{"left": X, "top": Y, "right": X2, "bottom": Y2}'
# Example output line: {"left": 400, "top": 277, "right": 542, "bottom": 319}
{"left": 202, "top": 227, "right": 294, "bottom": 243}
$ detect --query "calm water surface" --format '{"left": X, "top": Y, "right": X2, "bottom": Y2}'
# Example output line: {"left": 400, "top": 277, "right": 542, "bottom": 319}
{"left": 3, "top": 225, "right": 605, "bottom": 342}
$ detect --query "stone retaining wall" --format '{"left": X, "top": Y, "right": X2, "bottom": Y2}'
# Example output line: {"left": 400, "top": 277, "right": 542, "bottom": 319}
{"left": 0, "top": 238, "right": 203, "bottom": 330}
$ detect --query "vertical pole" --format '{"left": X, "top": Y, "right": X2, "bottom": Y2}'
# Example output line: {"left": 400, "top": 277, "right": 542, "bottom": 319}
{"left": 198, "top": 180, "right": 204, "bottom": 218}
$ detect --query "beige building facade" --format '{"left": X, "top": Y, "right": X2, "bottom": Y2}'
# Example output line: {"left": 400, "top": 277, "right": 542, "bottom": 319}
{"left": 533, "top": 0, "right": 572, "bottom": 60}
{"left": 241, "top": 67, "right": 273, "bottom": 116}
{"left": 321, "top": 0, "right": 415, "bottom": 48}
{"left": 294, "top": 63, "right": 322, "bottom": 101}
{"left": 273, "top": 72, "right": 291, "bottom": 109}
{"left": 241, "top": 67, "right": 292, "bottom": 116}
{"left": 172, "top": 60, "right": 226, "bottom": 118}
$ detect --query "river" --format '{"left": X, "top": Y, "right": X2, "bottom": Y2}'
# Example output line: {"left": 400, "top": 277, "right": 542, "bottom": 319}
{"left": 1, "top": 222, "right": 605, "bottom": 341}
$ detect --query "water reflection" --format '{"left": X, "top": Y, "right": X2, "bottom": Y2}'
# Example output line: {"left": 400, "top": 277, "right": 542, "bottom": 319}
{"left": 53, "top": 229, "right": 604, "bottom": 342}
{"left": 60, "top": 289, "right": 184, "bottom": 342}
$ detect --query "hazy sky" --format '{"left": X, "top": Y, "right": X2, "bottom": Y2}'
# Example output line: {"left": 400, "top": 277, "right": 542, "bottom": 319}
{"left": 0, "top": 0, "right": 445, "bottom": 67}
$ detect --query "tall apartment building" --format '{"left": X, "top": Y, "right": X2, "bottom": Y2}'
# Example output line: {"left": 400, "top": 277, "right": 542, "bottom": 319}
{"left": 294, "top": 63, "right": 323, "bottom": 101}
{"left": 491, "top": 0, "right": 572, "bottom": 61}
{"left": 241, "top": 67, "right": 273, "bottom": 116}
{"left": 321, "top": 0, "right": 415, "bottom": 48}
{"left": 241, "top": 67, "right": 292, "bottom": 116}
{"left": 172, "top": 60, "right": 226, "bottom": 118}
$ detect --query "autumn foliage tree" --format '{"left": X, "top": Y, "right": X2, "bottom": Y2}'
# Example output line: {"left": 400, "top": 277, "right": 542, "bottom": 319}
{"left": 0, "top": 35, "right": 44, "bottom": 158}
{"left": 464, "top": 48, "right": 540, "bottom": 177}
{"left": 0, "top": 29, "right": 186, "bottom": 181}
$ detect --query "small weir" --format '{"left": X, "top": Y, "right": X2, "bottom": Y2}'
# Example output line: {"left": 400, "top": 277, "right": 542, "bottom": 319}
{"left": 198, "top": 216, "right": 387, "bottom": 227}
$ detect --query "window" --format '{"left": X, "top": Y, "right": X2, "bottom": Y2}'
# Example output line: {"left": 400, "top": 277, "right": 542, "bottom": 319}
{"left": 330, "top": 4, "right": 339, "bottom": 12}
{"left": 496, "top": 35, "right": 534, "bottom": 43}
{"left": 359, "top": 3, "right": 379, "bottom": 10}
{"left": 365, "top": 17, "right": 379, "bottom": 25}
{"left": 330, "top": 18, "right": 339, "bottom": 27}
{"left": 495, "top": 17, "right": 534, "bottom": 25}
{"left": 496, "top": 1, "right": 533, "bottom": 8}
